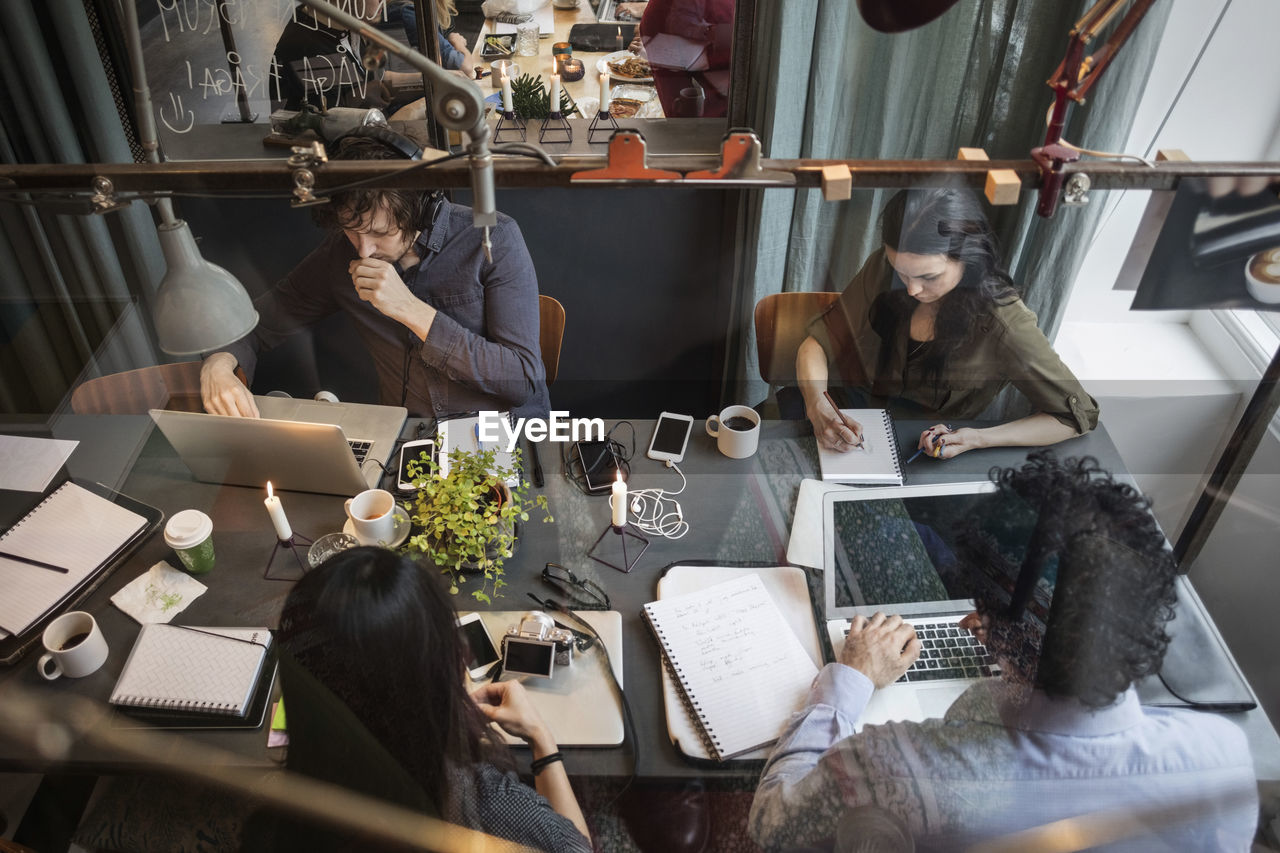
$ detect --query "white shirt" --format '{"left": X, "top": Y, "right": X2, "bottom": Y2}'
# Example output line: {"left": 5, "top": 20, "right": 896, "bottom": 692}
{"left": 749, "top": 664, "right": 1258, "bottom": 851}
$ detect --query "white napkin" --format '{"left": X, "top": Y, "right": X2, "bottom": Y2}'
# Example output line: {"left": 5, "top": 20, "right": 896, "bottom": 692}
{"left": 111, "top": 561, "right": 208, "bottom": 624}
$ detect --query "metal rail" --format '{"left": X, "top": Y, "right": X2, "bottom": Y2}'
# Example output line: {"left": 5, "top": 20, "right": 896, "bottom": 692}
{"left": 1, "top": 157, "right": 1276, "bottom": 195}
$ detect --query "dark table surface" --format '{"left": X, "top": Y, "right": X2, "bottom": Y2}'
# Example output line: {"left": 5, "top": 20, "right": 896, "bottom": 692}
{"left": 6, "top": 416, "right": 1276, "bottom": 786}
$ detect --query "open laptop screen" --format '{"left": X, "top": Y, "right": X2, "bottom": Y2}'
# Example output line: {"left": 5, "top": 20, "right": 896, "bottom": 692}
{"left": 822, "top": 482, "right": 1001, "bottom": 619}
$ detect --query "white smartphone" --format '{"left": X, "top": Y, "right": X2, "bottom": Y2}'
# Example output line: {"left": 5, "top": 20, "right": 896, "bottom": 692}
{"left": 646, "top": 411, "right": 694, "bottom": 464}
{"left": 397, "top": 438, "right": 436, "bottom": 491}
{"left": 457, "top": 612, "right": 502, "bottom": 680}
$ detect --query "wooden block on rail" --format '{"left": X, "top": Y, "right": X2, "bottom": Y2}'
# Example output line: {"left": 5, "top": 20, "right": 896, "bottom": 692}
{"left": 820, "top": 165, "right": 852, "bottom": 201}
{"left": 957, "top": 147, "right": 989, "bottom": 161}
{"left": 985, "top": 169, "right": 1021, "bottom": 205}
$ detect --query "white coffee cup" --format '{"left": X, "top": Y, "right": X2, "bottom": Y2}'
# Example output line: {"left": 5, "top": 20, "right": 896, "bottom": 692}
{"left": 345, "top": 488, "right": 397, "bottom": 546}
{"left": 1245, "top": 249, "right": 1280, "bottom": 304}
{"left": 706, "top": 405, "right": 762, "bottom": 459}
{"left": 39, "top": 611, "right": 108, "bottom": 680}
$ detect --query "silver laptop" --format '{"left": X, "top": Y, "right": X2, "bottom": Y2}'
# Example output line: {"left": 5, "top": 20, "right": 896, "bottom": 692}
{"left": 150, "top": 396, "right": 407, "bottom": 496}
{"left": 821, "top": 481, "right": 1004, "bottom": 726}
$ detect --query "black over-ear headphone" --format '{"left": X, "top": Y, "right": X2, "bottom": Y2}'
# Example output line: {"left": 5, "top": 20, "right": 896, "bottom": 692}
{"left": 338, "top": 124, "right": 423, "bottom": 161}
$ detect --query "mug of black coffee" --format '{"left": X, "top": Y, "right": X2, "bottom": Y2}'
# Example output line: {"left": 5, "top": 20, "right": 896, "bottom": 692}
{"left": 38, "top": 610, "right": 108, "bottom": 680}
{"left": 706, "top": 405, "right": 761, "bottom": 459}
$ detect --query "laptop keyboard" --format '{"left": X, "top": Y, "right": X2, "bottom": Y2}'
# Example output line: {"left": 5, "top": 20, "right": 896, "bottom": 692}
{"left": 900, "top": 618, "right": 1000, "bottom": 683}
{"left": 348, "top": 439, "right": 373, "bottom": 465}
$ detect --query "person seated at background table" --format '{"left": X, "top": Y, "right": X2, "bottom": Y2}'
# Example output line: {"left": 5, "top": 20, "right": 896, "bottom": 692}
{"left": 201, "top": 132, "right": 550, "bottom": 421}
{"left": 632, "top": 0, "right": 734, "bottom": 117}
{"left": 244, "top": 546, "right": 592, "bottom": 851}
{"left": 749, "top": 452, "right": 1257, "bottom": 851}
{"left": 793, "top": 187, "right": 1098, "bottom": 459}
{"left": 272, "top": 0, "right": 447, "bottom": 111}
{"left": 388, "top": 0, "right": 478, "bottom": 79}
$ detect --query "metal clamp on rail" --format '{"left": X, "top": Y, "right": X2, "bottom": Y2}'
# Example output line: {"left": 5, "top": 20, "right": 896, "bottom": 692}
{"left": 685, "top": 130, "right": 795, "bottom": 185}
{"left": 570, "top": 131, "right": 682, "bottom": 183}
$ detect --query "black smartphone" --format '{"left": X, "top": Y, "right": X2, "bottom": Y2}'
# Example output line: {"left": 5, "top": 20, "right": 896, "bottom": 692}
{"left": 572, "top": 439, "right": 623, "bottom": 495}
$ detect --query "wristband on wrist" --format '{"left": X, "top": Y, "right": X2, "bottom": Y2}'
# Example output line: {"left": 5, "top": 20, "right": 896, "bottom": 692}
{"left": 530, "top": 751, "right": 563, "bottom": 776}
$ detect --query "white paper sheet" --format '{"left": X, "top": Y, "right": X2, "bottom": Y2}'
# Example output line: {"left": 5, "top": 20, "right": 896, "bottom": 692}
{"left": 0, "top": 436, "right": 78, "bottom": 492}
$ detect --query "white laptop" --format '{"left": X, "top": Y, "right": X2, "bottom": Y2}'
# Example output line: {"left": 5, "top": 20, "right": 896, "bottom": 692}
{"left": 150, "top": 396, "right": 407, "bottom": 496}
{"left": 821, "top": 481, "right": 1007, "bottom": 727}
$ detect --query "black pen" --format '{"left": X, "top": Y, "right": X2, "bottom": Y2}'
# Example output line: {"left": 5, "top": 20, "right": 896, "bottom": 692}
{"left": 527, "top": 438, "right": 545, "bottom": 488}
{"left": 0, "top": 551, "right": 68, "bottom": 574}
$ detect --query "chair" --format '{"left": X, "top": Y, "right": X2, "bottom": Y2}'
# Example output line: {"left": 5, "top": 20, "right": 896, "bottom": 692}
{"left": 753, "top": 291, "right": 839, "bottom": 385}
{"left": 538, "top": 294, "right": 566, "bottom": 385}
{"left": 69, "top": 362, "right": 248, "bottom": 415}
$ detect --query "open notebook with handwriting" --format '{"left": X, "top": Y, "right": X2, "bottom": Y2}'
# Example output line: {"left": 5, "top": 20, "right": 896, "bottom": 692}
{"left": 643, "top": 573, "right": 819, "bottom": 761}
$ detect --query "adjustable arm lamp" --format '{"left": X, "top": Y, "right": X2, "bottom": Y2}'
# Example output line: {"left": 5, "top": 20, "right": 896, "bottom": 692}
{"left": 121, "top": 0, "right": 258, "bottom": 356}
{"left": 296, "top": 0, "right": 497, "bottom": 233}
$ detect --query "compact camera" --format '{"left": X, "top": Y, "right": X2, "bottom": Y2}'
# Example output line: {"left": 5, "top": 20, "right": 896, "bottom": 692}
{"left": 501, "top": 611, "right": 574, "bottom": 679}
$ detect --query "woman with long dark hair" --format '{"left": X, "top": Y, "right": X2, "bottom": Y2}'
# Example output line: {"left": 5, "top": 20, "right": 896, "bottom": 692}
{"left": 265, "top": 547, "right": 591, "bottom": 851}
{"left": 795, "top": 188, "right": 1098, "bottom": 458}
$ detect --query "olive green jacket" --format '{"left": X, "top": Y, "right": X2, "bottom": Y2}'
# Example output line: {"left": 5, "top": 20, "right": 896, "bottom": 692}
{"left": 806, "top": 249, "right": 1099, "bottom": 433}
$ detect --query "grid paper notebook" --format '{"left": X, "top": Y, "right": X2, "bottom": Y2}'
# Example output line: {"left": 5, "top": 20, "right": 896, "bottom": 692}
{"left": 0, "top": 482, "right": 147, "bottom": 638}
{"left": 642, "top": 574, "right": 819, "bottom": 761}
{"left": 816, "top": 408, "right": 904, "bottom": 485}
{"left": 110, "top": 625, "right": 272, "bottom": 717}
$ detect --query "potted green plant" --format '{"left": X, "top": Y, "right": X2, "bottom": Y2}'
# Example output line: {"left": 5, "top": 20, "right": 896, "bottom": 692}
{"left": 403, "top": 445, "right": 551, "bottom": 603}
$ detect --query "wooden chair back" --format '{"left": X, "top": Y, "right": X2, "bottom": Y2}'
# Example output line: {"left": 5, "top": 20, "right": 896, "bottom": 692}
{"left": 538, "top": 295, "right": 566, "bottom": 385}
{"left": 753, "top": 291, "right": 839, "bottom": 385}
{"left": 69, "top": 362, "right": 247, "bottom": 415}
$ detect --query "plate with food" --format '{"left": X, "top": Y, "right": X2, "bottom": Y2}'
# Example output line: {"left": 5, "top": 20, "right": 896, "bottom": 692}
{"left": 480, "top": 35, "right": 513, "bottom": 59}
{"left": 597, "top": 50, "right": 653, "bottom": 83}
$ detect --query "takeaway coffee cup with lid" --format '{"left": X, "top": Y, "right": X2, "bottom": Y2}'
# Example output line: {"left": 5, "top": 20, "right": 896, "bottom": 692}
{"left": 164, "top": 509, "right": 215, "bottom": 574}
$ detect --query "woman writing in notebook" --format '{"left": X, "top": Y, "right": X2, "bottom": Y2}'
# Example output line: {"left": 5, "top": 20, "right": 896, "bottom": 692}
{"left": 795, "top": 188, "right": 1098, "bottom": 458}
{"left": 252, "top": 547, "right": 591, "bottom": 851}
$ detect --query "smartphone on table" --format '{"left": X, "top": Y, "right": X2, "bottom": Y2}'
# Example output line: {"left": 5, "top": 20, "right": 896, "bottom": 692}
{"left": 646, "top": 412, "right": 694, "bottom": 464}
{"left": 458, "top": 612, "right": 501, "bottom": 680}
{"left": 397, "top": 438, "right": 436, "bottom": 492}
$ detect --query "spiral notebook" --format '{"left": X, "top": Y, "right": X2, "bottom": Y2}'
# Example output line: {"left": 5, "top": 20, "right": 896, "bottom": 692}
{"left": 816, "top": 408, "right": 904, "bottom": 485}
{"left": 110, "top": 625, "right": 272, "bottom": 719}
{"left": 0, "top": 481, "right": 148, "bottom": 639}
{"left": 642, "top": 574, "right": 819, "bottom": 761}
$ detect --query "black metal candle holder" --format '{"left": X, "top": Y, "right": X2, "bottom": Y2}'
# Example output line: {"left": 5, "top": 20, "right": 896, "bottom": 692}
{"left": 587, "top": 110, "right": 620, "bottom": 144}
{"left": 539, "top": 111, "right": 572, "bottom": 144}
{"left": 494, "top": 110, "right": 526, "bottom": 142}
{"left": 588, "top": 522, "right": 649, "bottom": 574}
{"left": 264, "top": 532, "right": 314, "bottom": 582}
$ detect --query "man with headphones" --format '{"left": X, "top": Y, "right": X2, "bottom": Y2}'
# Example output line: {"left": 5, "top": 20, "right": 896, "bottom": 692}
{"left": 200, "top": 129, "right": 550, "bottom": 422}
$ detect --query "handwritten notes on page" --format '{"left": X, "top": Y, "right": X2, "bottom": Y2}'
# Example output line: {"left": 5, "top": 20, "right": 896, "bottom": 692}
{"left": 643, "top": 574, "right": 819, "bottom": 760}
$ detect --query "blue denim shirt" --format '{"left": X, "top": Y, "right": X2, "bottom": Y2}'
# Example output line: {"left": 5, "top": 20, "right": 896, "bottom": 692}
{"left": 222, "top": 200, "right": 550, "bottom": 420}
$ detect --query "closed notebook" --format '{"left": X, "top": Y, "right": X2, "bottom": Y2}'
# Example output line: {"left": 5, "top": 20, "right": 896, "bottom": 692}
{"left": 642, "top": 574, "right": 818, "bottom": 761}
{"left": 110, "top": 625, "right": 272, "bottom": 717}
{"left": 816, "top": 408, "right": 904, "bottom": 485}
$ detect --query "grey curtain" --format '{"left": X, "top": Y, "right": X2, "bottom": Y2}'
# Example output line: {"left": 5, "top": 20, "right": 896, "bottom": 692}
{"left": 733, "top": 0, "right": 1171, "bottom": 413}
{"left": 0, "top": 0, "right": 163, "bottom": 415}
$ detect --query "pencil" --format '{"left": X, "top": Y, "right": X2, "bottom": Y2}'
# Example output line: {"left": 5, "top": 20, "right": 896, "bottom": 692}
{"left": 822, "top": 391, "right": 863, "bottom": 448}
{"left": 0, "top": 551, "right": 69, "bottom": 574}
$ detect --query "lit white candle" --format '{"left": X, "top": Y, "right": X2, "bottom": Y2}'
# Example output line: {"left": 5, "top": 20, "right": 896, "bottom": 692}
{"left": 599, "top": 72, "right": 611, "bottom": 114}
{"left": 549, "top": 74, "right": 561, "bottom": 115}
{"left": 610, "top": 470, "right": 627, "bottom": 527}
{"left": 501, "top": 72, "right": 514, "bottom": 113}
{"left": 264, "top": 481, "right": 293, "bottom": 540}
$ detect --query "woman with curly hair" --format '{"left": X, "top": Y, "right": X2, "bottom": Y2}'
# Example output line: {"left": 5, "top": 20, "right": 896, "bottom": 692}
{"left": 795, "top": 188, "right": 1099, "bottom": 459}
{"left": 750, "top": 453, "right": 1256, "bottom": 851}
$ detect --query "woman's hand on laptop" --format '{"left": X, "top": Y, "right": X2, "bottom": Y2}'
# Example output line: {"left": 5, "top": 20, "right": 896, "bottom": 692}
{"left": 200, "top": 353, "right": 260, "bottom": 418}
{"left": 839, "top": 612, "right": 920, "bottom": 689}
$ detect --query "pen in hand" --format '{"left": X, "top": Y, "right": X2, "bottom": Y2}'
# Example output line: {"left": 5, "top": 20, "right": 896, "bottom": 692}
{"left": 822, "top": 391, "right": 864, "bottom": 449}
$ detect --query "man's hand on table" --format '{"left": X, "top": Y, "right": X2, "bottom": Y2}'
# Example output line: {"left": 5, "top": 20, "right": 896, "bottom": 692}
{"left": 839, "top": 612, "right": 920, "bottom": 689}
{"left": 349, "top": 258, "right": 437, "bottom": 341}
{"left": 200, "top": 352, "right": 259, "bottom": 418}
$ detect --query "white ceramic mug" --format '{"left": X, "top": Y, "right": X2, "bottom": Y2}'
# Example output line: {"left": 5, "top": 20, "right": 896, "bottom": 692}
{"left": 705, "top": 405, "right": 761, "bottom": 459}
{"left": 38, "top": 611, "right": 108, "bottom": 680}
{"left": 1245, "top": 249, "right": 1280, "bottom": 304}
{"left": 345, "top": 488, "right": 397, "bottom": 546}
